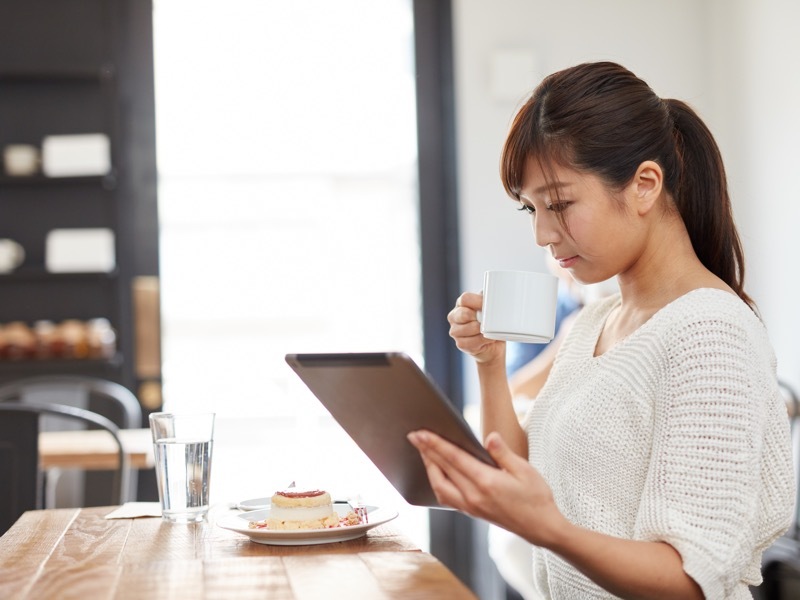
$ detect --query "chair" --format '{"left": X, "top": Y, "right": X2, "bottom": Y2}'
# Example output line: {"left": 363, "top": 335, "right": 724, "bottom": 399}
{"left": 0, "top": 375, "right": 142, "bottom": 507}
{"left": 0, "top": 375, "right": 142, "bottom": 429}
{"left": 0, "top": 402, "right": 129, "bottom": 536}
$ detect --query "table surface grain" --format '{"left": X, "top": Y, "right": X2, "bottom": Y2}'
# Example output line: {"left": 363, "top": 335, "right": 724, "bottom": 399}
{"left": 0, "top": 506, "right": 477, "bottom": 600}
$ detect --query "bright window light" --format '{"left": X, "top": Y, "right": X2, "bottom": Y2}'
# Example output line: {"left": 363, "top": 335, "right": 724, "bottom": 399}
{"left": 153, "top": 0, "right": 428, "bottom": 550}
{"left": 154, "top": 0, "right": 422, "bottom": 417}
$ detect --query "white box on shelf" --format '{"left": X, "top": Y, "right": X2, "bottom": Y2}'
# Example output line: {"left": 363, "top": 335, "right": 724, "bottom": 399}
{"left": 45, "top": 228, "right": 115, "bottom": 273}
{"left": 41, "top": 133, "right": 111, "bottom": 177}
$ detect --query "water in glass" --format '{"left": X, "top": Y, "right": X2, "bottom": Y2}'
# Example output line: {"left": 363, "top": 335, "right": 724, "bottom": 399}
{"left": 154, "top": 438, "right": 212, "bottom": 522}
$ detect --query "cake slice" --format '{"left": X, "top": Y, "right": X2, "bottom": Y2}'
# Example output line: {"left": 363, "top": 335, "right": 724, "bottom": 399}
{"left": 266, "top": 488, "right": 340, "bottom": 530}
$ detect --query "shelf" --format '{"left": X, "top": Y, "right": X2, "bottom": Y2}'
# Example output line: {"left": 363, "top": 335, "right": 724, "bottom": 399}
{"left": 0, "top": 269, "right": 119, "bottom": 283}
{"left": 0, "top": 1, "right": 160, "bottom": 397}
{"left": 0, "top": 173, "right": 116, "bottom": 190}
{"left": 0, "top": 65, "right": 114, "bottom": 84}
{"left": 0, "top": 353, "right": 123, "bottom": 374}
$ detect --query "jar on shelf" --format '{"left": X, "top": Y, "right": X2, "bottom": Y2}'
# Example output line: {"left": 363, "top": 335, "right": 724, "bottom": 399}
{"left": 33, "top": 320, "right": 57, "bottom": 359}
{"left": 59, "top": 319, "right": 89, "bottom": 359}
{"left": 3, "top": 321, "right": 37, "bottom": 360}
{"left": 87, "top": 318, "right": 117, "bottom": 359}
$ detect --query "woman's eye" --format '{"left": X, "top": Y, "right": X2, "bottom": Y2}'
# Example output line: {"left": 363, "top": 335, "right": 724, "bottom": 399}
{"left": 517, "top": 204, "right": 535, "bottom": 215}
{"left": 548, "top": 202, "right": 570, "bottom": 213}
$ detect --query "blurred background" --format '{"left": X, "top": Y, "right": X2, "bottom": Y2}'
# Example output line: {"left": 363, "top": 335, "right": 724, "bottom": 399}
{"left": 1, "top": 1, "right": 798, "bottom": 598}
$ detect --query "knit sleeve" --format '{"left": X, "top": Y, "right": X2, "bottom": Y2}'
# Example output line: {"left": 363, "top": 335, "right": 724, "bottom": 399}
{"left": 633, "top": 307, "right": 792, "bottom": 600}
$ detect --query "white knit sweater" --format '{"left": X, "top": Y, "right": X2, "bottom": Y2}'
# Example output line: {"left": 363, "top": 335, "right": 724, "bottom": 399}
{"left": 522, "top": 289, "right": 795, "bottom": 599}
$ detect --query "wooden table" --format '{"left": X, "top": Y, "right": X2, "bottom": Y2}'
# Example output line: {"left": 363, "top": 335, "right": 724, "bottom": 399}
{"left": 39, "top": 427, "right": 153, "bottom": 470}
{"left": 0, "top": 506, "right": 477, "bottom": 600}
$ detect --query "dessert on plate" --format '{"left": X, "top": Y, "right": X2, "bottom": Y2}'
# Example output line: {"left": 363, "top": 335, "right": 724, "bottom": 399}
{"left": 248, "top": 486, "right": 362, "bottom": 530}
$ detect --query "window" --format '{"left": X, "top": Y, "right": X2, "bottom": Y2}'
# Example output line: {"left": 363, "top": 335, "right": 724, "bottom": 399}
{"left": 154, "top": 0, "right": 428, "bottom": 548}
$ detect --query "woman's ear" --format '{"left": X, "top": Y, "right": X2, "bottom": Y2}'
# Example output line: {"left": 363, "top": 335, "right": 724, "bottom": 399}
{"left": 629, "top": 160, "right": 663, "bottom": 216}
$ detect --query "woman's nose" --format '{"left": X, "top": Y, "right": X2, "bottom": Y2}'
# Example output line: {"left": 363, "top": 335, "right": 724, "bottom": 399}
{"left": 532, "top": 212, "right": 560, "bottom": 248}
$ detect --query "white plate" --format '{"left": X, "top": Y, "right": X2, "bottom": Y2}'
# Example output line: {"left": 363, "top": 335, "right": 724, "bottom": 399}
{"left": 217, "top": 504, "right": 398, "bottom": 546}
{"left": 236, "top": 497, "right": 272, "bottom": 511}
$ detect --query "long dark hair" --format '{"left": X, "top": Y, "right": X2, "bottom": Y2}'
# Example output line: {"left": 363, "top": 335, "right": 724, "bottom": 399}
{"left": 500, "top": 61, "right": 753, "bottom": 309}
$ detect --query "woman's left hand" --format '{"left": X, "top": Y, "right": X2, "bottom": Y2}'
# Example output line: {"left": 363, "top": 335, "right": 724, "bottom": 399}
{"left": 407, "top": 429, "right": 566, "bottom": 548}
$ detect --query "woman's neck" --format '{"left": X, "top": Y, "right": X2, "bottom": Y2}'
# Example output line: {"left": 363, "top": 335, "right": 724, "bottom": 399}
{"left": 615, "top": 212, "right": 730, "bottom": 318}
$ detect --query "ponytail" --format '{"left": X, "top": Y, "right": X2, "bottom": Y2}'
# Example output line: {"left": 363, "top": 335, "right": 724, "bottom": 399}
{"left": 665, "top": 99, "right": 754, "bottom": 309}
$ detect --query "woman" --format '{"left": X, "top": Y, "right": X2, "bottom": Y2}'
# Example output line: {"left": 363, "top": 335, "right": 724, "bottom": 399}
{"left": 407, "top": 62, "right": 795, "bottom": 599}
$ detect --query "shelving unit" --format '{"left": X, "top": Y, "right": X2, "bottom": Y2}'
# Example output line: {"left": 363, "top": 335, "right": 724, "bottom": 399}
{"left": 0, "top": 65, "right": 114, "bottom": 83}
{"left": 0, "top": 0, "right": 160, "bottom": 403}
{"left": 0, "top": 53, "right": 124, "bottom": 381}
{"left": 0, "top": 174, "right": 116, "bottom": 188}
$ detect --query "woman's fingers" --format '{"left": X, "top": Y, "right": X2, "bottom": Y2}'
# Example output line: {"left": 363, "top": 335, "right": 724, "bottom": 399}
{"left": 409, "top": 431, "right": 560, "bottom": 541}
{"left": 448, "top": 294, "right": 482, "bottom": 326}
{"left": 409, "top": 430, "right": 473, "bottom": 469}
{"left": 448, "top": 321, "right": 490, "bottom": 356}
{"left": 408, "top": 430, "right": 497, "bottom": 515}
{"left": 484, "top": 431, "right": 529, "bottom": 475}
{"left": 447, "top": 298, "right": 482, "bottom": 346}
{"left": 452, "top": 324, "right": 483, "bottom": 342}
{"left": 416, "top": 447, "right": 468, "bottom": 508}
{"left": 455, "top": 292, "right": 483, "bottom": 311}
{"left": 448, "top": 292, "right": 508, "bottom": 362}
{"left": 448, "top": 304, "right": 472, "bottom": 324}
{"left": 447, "top": 307, "right": 481, "bottom": 336}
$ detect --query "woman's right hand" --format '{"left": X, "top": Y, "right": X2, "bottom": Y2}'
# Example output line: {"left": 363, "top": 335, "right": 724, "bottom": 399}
{"left": 447, "top": 292, "right": 505, "bottom": 364}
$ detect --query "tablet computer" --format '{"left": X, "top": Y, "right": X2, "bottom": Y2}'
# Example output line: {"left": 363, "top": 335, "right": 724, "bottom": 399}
{"left": 284, "top": 352, "right": 497, "bottom": 508}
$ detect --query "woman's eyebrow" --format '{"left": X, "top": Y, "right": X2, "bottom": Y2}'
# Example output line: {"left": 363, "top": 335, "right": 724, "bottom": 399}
{"left": 533, "top": 181, "right": 571, "bottom": 194}
{"left": 520, "top": 181, "right": 572, "bottom": 201}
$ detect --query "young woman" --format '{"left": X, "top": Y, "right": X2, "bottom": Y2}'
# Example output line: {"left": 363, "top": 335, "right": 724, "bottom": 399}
{"left": 407, "top": 62, "right": 795, "bottom": 599}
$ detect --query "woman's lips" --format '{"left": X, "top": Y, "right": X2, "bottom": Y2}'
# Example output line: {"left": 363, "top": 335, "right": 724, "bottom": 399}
{"left": 555, "top": 255, "right": 578, "bottom": 268}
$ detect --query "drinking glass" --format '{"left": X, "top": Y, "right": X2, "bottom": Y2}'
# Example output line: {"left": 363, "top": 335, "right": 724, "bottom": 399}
{"left": 149, "top": 412, "right": 215, "bottom": 523}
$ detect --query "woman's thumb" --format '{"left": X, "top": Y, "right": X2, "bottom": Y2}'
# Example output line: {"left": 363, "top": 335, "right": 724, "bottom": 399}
{"left": 485, "top": 431, "right": 519, "bottom": 470}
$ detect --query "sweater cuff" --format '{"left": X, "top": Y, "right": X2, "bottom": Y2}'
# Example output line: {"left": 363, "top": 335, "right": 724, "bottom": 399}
{"left": 665, "top": 537, "right": 728, "bottom": 600}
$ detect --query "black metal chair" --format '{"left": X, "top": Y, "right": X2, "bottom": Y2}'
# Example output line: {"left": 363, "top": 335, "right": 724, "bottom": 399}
{"left": 0, "top": 402, "right": 128, "bottom": 536}
{"left": 0, "top": 375, "right": 142, "bottom": 507}
{"left": 0, "top": 375, "right": 142, "bottom": 429}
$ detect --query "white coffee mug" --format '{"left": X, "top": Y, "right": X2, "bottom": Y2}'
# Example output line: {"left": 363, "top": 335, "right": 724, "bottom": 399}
{"left": 478, "top": 270, "right": 558, "bottom": 343}
{"left": 0, "top": 239, "right": 25, "bottom": 273}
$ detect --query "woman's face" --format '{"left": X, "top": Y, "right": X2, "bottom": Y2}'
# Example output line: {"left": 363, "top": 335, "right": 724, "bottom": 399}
{"left": 518, "top": 158, "right": 643, "bottom": 285}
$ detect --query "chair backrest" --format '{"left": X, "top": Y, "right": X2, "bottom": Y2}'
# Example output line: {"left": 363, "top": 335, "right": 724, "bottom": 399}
{"left": 0, "top": 402, "right": 129, "bottom": 536}
{"left": 0, "top": 376, "right": 142, "bottom": 509}
{"left": 0, "top": 375, "right": 142, "bottom": 429}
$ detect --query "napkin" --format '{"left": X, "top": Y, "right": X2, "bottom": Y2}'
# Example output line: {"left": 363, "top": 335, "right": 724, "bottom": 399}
{"left": 105, "top": 502, "right": 162, "bottom": 519}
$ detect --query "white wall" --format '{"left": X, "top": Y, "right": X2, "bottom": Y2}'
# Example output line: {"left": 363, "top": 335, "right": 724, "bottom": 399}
{"left": 720, "top": 0, "right": 800, "bottom": 392}
{"left": 452, "top": 0, "right": 800, "bottom": 399}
